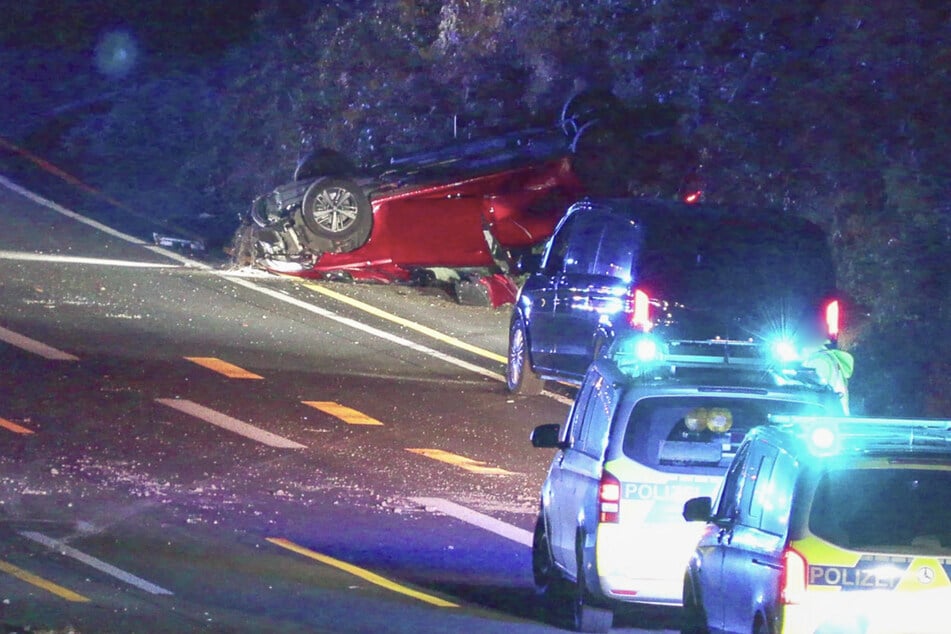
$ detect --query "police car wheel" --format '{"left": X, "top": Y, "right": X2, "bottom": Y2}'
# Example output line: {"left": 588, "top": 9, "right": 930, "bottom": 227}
{"left": 681, "top": 577, "right": 709, "bottom": 634}
{"left": 753, "top": 617, "right": 771, "bottom": 634}
{"left": 532, "top": 515, "right": 558, "bottom": 597}
{"left": 572, "top": 552, "right": 613, "bottom": 633}
{"left": 507, "top": 314, "right": 545, "bottom": 395}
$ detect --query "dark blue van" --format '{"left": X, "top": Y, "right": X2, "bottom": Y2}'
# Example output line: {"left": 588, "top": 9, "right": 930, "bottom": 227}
{"left": 506, "top": 198, "right": 842, "bottom": 394}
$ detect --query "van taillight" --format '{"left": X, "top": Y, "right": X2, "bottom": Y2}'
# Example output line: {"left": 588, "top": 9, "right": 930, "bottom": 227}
{"left": 627, "top": 288, "right": 652, "bottom": 331}
{"left": 825, "top": 300, "right": 840, "bottom": 343}
{"left": 780, "top": 547, "right": 807, "bottom": 604}
{"left": 598, "top": 471, "right": 621, "bottom": 523}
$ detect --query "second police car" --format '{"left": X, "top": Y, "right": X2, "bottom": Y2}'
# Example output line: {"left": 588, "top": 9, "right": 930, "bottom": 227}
{"left": 682, "top": 414, "right": 951, "bottom": 634}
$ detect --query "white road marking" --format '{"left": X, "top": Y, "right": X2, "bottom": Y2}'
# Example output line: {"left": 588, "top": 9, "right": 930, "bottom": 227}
{"left": 0, "top": 250, "right": 178, "bottom": 268}
{"left": 409, "top": 497, "right": 532, "bottom": 547}
{"left": 0, "top": 325, "right": 78, "bottom": 360}
{"left": 19, "top": 531, "right": 174, "bottom": 595}
{"left": 225, "top": 276, "right": 504, "bottom": 383}
{"left": 0, "top": 175, "right": 573, "bottom": 404}
{"left": 155, "top": 398, "right": 307, "bottom": 449}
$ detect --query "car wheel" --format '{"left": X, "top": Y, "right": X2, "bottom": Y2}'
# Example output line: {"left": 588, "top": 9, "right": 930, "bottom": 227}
{"left": 532, "top": 515, "right": 559, "bottom": 597}
{"left": 300, "top": 177, "right": 373, "bottom": 249}
{"left": 507, "top": 314, "right": 544, "bottom": 395}
{"left": 681, "top": 576, "right": 709, "bottom": 634}
{"left": 753, "top": 616, "right": 771, "bottom": 634}
{"left": 572, "top": 549, "right": 613, "bottom": 633}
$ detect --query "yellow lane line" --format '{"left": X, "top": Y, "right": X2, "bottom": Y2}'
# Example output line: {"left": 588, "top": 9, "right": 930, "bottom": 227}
{"left": 405, "top": 448, "right": 519, "bottom": 476}
{"left": 0, "top": 417, "right": 34, "bottom": 434}
{"left": 0, "top": 559, "right": 90, "bottom": 602}
{"left": 266, "top": 538, "right": 458, "bottom": 608}
{"left": 185, "top": 357, "right": 264, "bottom": 379}
{"left": 301, "top": 282, "right": 507, "bottom": 364}
{"left": 302, "top": 401, "right": 384, "bottom": 426}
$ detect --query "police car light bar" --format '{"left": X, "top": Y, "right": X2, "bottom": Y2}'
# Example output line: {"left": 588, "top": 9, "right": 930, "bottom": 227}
{"left": 768, "top": 415, "right": 951, "bottom": 430}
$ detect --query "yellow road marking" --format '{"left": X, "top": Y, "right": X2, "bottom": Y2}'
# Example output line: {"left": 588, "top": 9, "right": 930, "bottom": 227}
{"left": 0, "top": 417, "right": 33, "bottom": 434}
{"left": 0, "top": 559, "right": 90, "bottom": 602}
{"left": 302, "top": 282, "right": 507, "bottom": 364}
{"left": 405, "top": 448, "right": 518, "bottom": 476}
{"left": 302, "top": 401, "right": 384, "bottom": 426}
{"left": 185, "top": 357, "right": 263, "bottom": 379}
{"left": 266, "top": 538, "right": 458, "bottom": 608}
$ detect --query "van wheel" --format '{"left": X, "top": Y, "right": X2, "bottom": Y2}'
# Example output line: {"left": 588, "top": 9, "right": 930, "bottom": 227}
{"left": 507, "top": 314, "right": 545, "bottom": 395}
{"left": 572, "top": 544, "right": 613, "bottom": 633}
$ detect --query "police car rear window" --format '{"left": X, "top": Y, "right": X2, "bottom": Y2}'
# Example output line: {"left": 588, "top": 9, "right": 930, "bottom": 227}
{"left": 809, "top": 466, "right": 951, "bottom": 554}
{"left": 622, "top": 396, "right": 827, "bottom": 474}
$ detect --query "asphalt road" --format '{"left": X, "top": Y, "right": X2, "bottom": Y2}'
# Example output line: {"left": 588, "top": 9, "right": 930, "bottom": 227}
{"left": 0, "top": 177, "right": 680, "bottom": 633}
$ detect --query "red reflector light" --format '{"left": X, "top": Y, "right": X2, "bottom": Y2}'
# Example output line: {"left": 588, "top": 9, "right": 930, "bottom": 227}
{"left": 825, "top": 299, "right": 840, "bottom": 341}
{"left": 599, "top": 471, "right": 621, "bottom": 524}
{"left": 627, "top": 288, "right": 652, "bottom": 331}
{"left": 780, "top": 547, "right": 807, "bottom": 604}
{"left": 683, "top": 190, "right": 702, "bottom": 204}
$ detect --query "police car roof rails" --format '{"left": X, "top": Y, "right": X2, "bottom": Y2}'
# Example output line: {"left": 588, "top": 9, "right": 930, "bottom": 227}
{"left": 664, "top": 338, "right": 772, "bottom": 368}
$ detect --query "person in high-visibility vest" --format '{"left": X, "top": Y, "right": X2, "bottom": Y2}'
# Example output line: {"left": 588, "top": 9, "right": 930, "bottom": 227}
{"left": 804, "top": 344, "right": 855, "bottom": 414}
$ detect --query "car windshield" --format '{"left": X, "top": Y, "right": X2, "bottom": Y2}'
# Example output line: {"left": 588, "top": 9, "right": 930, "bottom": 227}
{"left": 809, "top": 465, "right": 951, "bottom": 554}
{"left": 622, "top": 396, "right": 828, "bottom": 475}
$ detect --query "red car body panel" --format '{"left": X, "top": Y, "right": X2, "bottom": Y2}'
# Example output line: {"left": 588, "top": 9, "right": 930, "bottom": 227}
{"left": 278, "top": 156, "right": 583, "bottom": 282}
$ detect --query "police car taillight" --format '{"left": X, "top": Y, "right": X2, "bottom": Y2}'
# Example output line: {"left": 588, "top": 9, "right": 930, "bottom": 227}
{"left": 598, "top": 471, "right": 621, "bottom": 524}
{"left": 626, "top": 288, "right": 652, "bottom": 331}
{"left": 780, "top": 547, "right": 807, "bottom": 604}
{"left": 825, "top": 299, "right": 840, "bottom": 344}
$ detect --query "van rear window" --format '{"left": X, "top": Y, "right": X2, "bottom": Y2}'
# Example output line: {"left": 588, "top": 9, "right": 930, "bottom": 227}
{"left": 622, "top": 396, "right": 827, "bottom": 474}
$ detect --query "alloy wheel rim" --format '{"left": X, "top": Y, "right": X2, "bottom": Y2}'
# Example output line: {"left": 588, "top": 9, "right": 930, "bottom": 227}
{"left": 311, "top": 187, "right": 358, "bottom": 233}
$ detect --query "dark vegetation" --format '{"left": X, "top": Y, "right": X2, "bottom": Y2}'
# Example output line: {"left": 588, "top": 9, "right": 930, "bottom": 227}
{"left": 1, "top": 0, "right": 948, "bottom": 417}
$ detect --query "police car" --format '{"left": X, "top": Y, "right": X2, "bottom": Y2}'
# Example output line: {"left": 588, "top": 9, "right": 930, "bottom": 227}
{"left": 682, "top": 415, "right": 951, "bottom": 634}
{"left": 530, "top": 333, "right": 846, "bottom": 632}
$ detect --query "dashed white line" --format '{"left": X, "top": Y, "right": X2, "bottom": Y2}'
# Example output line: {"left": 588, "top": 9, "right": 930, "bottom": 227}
{"left": 155, "top": 398, "right": 307, "bottom": 449}
{"left": 20, "top": 531, "right": 174, "bottom": 596}
{"left": 0, "top": 325, "right": 78, "bottom": 361}
{"left": 410, "top": 497, "right": 532, "bottom": 547}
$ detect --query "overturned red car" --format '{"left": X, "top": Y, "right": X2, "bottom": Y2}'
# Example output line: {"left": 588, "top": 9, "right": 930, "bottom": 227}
{"left": 230, "top": 92, "right": 694, "bottom": 306}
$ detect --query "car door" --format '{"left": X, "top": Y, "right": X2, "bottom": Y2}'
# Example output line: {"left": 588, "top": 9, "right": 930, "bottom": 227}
{"left": 548, "top": 372, "right": 609, "bottom": 572}
{"left": 558, "top": 373, "right": 614, "bottom": 576}
{"left": 550, "top": 212, "right": 639, "bottom": 377}
{"left": 694, "top": 441, "right": 753, "bottom": 631}
{"left": 547, "top": 375, "right": 597, "bottom": 567}
{"left": 521, "top": 214, "right": 578, "bottom": 372}
{"left": 718, "top": 441, "right": 782, "bottom": 634}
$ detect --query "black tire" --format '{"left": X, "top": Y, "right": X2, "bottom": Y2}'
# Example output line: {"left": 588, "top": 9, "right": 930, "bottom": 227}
{"left": 753, "top": 616, "right": 771, "bottom": 634}
{"left": 573, "top": 546, "right": 613, "bottom": 633}
{"left": 299, "top": 177, "right": 372, "bottom": 250}
{"left": 532, "top": 515, "right": 558, "bottom": 598}
{"left": 681, "top": 576, "right": 709, "bottom": 634}
{"left": 507, "top": 313, "right": 545, "bottom": 395}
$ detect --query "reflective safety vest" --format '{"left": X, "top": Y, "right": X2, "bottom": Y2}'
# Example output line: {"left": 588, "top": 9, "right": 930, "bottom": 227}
{"left": 804, "top": 348, "right": 855, "bottom": 414}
